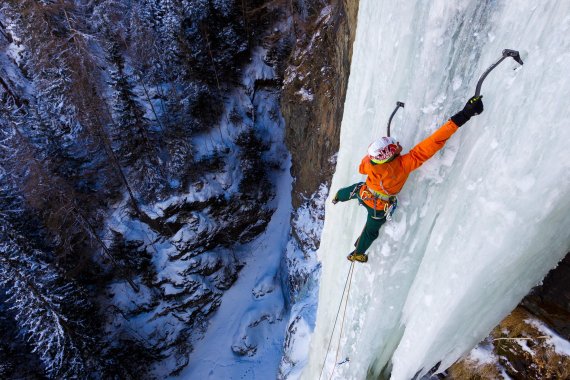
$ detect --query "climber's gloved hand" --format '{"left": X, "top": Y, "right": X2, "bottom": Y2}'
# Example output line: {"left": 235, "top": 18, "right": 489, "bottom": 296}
{"left": 450, "top": 95, "right": 484, "bottom": 127}
{"left": 464, "top": 95, "right": 484, "bottom": 117}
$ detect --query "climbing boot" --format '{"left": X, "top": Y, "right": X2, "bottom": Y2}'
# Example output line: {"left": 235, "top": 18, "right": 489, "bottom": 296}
{"left": 332, "top": 193, "right": 339, "bottom": 205}
{"left": 347, "top": 251, "right": 368, "bottom": 263}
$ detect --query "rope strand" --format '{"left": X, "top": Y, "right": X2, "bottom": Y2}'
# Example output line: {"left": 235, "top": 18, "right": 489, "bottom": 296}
{"left": 330, "top": 263, "right": 355, "bottom": 380}
{"left": 319, "top": 262, "right": 355, "bottom": 380}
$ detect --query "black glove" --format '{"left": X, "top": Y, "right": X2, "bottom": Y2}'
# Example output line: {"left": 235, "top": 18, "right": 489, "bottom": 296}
{"left": 450, "top": 95, "right": 484, "bottom": 127}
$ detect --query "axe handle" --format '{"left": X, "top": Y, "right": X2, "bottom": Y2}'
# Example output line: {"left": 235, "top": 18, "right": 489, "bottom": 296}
{"left": 387, "top": 102, "right": 405, "bottom": 137}
{"left": 474, "top": 55, "right": 508, "bottom": 97}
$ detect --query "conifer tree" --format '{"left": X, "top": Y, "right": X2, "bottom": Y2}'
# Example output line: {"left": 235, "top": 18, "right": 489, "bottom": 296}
{"left": 3, "top": 0, "right": 150, "bottom": 213}
{"left": 106, "top": 38, "right": 164, "bottom": 199}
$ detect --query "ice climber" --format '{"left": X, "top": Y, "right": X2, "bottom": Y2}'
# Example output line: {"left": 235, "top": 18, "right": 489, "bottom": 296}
{"left": 332, "top": 96, "right": 484, "bottom": 263}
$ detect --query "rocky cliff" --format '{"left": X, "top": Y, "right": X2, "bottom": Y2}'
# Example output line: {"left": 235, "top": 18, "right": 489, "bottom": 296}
{"left": 278, "top": 1, "right": 359, "bottom": 377}
{"left": 281, "top": 0, "right": 358, "bottom": 208}
{"left": 446, "top": 253, "right": 570, "bottom": 380}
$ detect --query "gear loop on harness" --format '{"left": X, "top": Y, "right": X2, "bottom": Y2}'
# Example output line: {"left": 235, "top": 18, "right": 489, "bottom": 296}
{"left": 384, "top": 197, "right": 398, "bottom": 222}
{"left": 357, "top": 183, "right": 397, "bottom": 220}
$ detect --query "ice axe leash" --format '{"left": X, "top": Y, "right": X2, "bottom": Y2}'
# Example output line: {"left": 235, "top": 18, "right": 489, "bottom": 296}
{"left": 474, "top": 49, "right": 524, "bottom": 97}
{"left": 387, "top": 101, "right": 405, "bottom": 137}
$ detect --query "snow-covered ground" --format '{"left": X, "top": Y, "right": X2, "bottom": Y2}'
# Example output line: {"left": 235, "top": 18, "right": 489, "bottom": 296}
{"left": 174, "top": 156, "right": 291, "bottom": 379}
{"left": 527, "top": 318, "right": 570, "bottom": 358}
{"left": 279, "top": 184, "right": 329, "bottom": 379}
{"left": 177, "top": 47, "right": 293, "bottom": 377}
{"left": 303, "top": 1, "right": 570, "bottom": 379}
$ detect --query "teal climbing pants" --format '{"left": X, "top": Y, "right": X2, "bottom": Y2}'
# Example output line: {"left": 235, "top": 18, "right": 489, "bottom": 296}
{"left": 335, "top": 182, "right": 387, "bottom": 254}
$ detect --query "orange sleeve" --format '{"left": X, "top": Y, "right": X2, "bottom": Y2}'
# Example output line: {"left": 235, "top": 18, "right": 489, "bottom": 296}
{"left": 400, "top": 119, "right": 459, "bottom": 173}
{"left": 359, "top": 156, "right": 370, "bottom": 175}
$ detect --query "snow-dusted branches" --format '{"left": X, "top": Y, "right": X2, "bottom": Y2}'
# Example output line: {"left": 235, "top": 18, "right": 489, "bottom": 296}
{"left": 0, "top": 222, "right": 88, "bottom": 378}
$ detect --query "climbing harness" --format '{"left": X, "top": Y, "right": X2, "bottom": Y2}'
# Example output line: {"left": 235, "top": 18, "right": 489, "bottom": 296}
{"left": 319, "top": 262, "right": 355, "bottom": 380}
{"left": 358, "top": 184, "right": 397, "bottom": 220}
{"left": 369, "top": 188, "right": 391, "bottom": 202}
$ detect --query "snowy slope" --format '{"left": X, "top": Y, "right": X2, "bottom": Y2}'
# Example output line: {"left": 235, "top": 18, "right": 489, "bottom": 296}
{"left": 174, "top": 160, "right": 291, "bottom": 380}
{"left": 174, "top": 50, "right": 293, "bottom": 378}
{"left": 304, "top": 1, "right": 570, "bottom": 379}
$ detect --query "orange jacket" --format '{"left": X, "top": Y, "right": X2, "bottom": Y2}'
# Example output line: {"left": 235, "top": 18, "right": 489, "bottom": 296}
{"left": 358, "top": 119, "right": 459, "bottom": 210}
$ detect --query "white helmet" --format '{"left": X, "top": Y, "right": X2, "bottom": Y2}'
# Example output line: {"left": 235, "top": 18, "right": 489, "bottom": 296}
{"left": 368, "top": 137, "right": 401, "bottom": 164}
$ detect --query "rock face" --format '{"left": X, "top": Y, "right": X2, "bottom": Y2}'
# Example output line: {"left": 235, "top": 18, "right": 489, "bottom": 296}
{"left": 278, "top": 1, "right": 359, "bottom": 377}
{"left": 446, "top": 307, "right": 570, "bottom": 380}
{"left": 446, "top": 253, "right": 570, "bottom": 380}
{"left": 281, "top": 0, "right": 359, "bottom": 208}
{"left": 522, "top": 252, "right": 570, "bottom": 340}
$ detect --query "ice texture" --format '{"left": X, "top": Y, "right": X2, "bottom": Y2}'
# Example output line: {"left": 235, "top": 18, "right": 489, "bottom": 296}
{"left": 303, "top": 1, "right": 570, "bottom": 379}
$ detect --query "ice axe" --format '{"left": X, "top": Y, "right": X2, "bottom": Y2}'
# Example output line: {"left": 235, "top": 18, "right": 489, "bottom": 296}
{"left": 387, "top": 101, "right": 405, "bottom": 137}
{"left": 474, "top": 49, "right": 524, "bottom": 97}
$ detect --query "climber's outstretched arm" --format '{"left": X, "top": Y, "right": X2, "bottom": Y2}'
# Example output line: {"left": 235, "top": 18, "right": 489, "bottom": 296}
{"left": 401, "top": 96, "right": 484, "bottom": 173}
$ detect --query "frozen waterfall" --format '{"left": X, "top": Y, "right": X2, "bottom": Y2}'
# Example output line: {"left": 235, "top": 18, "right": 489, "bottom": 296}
{"left": 304, "top": 1, "right": 570, "bottom": 379}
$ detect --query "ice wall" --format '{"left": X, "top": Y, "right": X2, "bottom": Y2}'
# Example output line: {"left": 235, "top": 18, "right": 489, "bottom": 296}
{"left": 304, "top": 1, "right": 570, "bottom": 379}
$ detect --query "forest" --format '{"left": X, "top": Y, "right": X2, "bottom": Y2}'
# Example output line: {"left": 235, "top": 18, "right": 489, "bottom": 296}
{"left": 0, "top": 0, "right": 308, "bottom": 376}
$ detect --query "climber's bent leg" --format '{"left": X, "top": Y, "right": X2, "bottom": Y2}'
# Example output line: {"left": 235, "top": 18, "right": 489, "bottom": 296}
{"left": 354, "top": 210, "right": 386, "bottom": 254}
{"left": 334, "top": 182, "right": 363, "bottom": 203}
